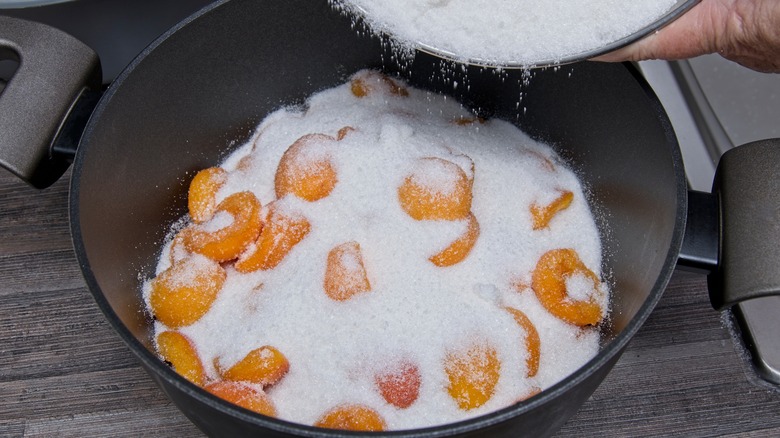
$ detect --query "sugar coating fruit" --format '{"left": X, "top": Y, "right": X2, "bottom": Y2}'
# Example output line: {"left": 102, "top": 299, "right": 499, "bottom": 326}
{"left": 504, "top": 307, "right": 540, "bottom": 377}
{"left": 531, "top": 190, "right": 573, "bottom": 230}
{"left": 275, "top": 133, "right": 339, "bottom": 202}
{"left": 235, "top": 203, "right": 311, "bottom": 273}
{"left": 188, "top": 167, "right": 227, "bottom": 223}
{"left": 217, "top": 346, "right": 290, "bottom": 387}
{"left": 149, "top": 256, "right": 226, "bottom": 328}
{"left": 398, "top": 157, "right": 473, "bottom": 221}
{"left": 350, "top": 70, "right": 409, "bottom": 98}
{"left": 429, "top": 213, "right": 480, "bottom": 267}
{"left": 532, "top": 248, "right": 603, "bottom": 326}
{"left": 324, "top": 241, "right": 372, "bottom": 301}
{"left": 184, "top": 191, "right": 263, "bottom": 262}
{"left": 444, "top": 342, "right": 501, "bottom": 410}
{"left": 516, "top": 386, "right": 542, "bottom": 403}
{"left": 315, "top": 404, "right": 387, "bottom": 431}
{"left": 156, "top": 331, "right": 205, "bottom": 386}
{"left": 374, "top": 359, "right": 421, "bottom": 409}
{"left": 168, "top": 229, "right": 190, "bottom": 266}
{"left": 205, "top": 381, "right": 276, "bottom": 417}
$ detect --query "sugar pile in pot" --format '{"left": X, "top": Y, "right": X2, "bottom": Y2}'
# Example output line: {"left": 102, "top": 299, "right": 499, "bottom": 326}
{"left": 330, "top": 0, "right": 679, "bottom": 66}
{"left": 143, "top": 70, "right": 610, "bottom": 431}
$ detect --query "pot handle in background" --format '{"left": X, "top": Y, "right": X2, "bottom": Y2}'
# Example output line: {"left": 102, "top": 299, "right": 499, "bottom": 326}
{"left": 0, "top": 15, "right": 101, "bottom": 189}
{"left": 678, "top": 139, "right": 780, "bottom": 310}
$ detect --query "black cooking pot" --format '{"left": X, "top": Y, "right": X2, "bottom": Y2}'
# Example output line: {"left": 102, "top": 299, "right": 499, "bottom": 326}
{"left": 1, "top": 0, "right": 779, "bottom": 436}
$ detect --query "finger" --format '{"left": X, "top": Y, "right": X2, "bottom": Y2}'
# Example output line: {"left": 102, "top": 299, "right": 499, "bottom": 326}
{"left": 592, "top": 0, "right": 724, "bottom": 62}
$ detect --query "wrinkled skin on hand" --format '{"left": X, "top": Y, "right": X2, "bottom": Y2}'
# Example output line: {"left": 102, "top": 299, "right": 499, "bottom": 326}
{"left": 594, "top": 0, "right": 780, "bottom": 73}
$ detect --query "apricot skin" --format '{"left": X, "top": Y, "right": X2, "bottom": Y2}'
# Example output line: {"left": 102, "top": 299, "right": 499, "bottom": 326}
{"left": 188, "top": 167, "right": 227, "bottom": 224}
{"left": 375, "top": 360, "right": 421, "bottom": 409}
{"left": 235, "top": 204, "right": 311, "bottom": 273}
{"left": 218, "top": 346, "right": 290, "bottom": 387}
{"left": 324, "top": 241, "right": 372, "bottom": 301}
{"left": 505, "top": 307, "right": 541, "bottom": 377}
{"left": 149, "top": 256, "right": 226, "bottom": 328}
{"left": 274, "top": 134, "right": 338, "bottom": 202}
{"left": 315, "top": 404, "right": 386, "bottom": 431}
{"left": 531, "top": 248, "right": 603, "bottom": 326}
{"left": 398, "top": 157, "right": 472, "bottom": 221}
{"left": 156, "top": 331, "right": 206, "bottom": 386}
{"left": 429, "top": 213, "right": 480, "bottom": 267}
{"left": 184, "top": 191, "right": 263, "bottom": 263}
{"left": 444, "top": 343, "right": 501, "bottom": 411}
{"left": 205, "top": 381, "right": 276, "bottom": 417}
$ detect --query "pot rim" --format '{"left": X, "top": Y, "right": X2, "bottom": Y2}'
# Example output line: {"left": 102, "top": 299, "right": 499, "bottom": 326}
{"left": 69, "top": 0, "right": 689, "bottom": 435}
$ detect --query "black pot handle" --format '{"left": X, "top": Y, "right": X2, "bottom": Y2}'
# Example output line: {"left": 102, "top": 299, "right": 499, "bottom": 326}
{"left": 679, "top": 139, "right": 780, "bottom": 310}
{"left": 709, "top": 139, "right": 780, "bottom": 309}
{"left": 0, "top": 15, "right": 101, "bottom": 188}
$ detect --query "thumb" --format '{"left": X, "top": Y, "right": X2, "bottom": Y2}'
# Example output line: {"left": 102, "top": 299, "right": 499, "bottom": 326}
{"left": 592, "top": 1, "right": 723, "bottom": 62}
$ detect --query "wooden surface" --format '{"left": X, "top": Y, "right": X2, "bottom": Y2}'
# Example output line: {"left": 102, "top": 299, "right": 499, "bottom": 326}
{"left": 2, "top": 167, "right": 779, "bottom": 437}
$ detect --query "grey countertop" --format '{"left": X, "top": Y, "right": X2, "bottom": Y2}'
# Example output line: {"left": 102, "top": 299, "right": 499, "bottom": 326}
{"left": 2, "top": 167, "right": 780, "bottom": 437}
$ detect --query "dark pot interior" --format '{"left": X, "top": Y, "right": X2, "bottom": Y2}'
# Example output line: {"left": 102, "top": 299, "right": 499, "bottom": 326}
{"left": 70, "top": 0, "right": 687, "bottom": 435}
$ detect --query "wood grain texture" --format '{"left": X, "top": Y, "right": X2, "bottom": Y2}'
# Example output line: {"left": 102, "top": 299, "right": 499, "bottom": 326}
{"left": 1, "top": 167, "right": 778, "bottom": 437}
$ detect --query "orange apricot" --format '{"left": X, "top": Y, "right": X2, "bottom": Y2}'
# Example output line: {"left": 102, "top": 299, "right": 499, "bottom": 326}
{"left": 205, "top": 381, "right": 276, "bottom": 417}
{"left": 350, "top": 71, "right": 409, "bottom": 98}
{"left": 156, "top": 331, "right": 205, "bottom": 386}
{"left": 531, "top": 190, "right": 573, "bottom": 230}
{"left": 429, "top": 213, "right": 480, "bottom": 267}
{"left": 374, "top": 360, "right": 421, "bottom": 409}
{"left": 149, "top": 256, "right": 226, "bottom": 328}
{"left": 188, "top": 167, "right": 228, "bottom": 223}
{"left": 315, "top": 404, "right": 386, "bottom": 431}
{"left": 274, "top": 133, "right": 338, "bottom": 202}
{"left": 217, "top": 346, "right": 290, "bottom": 387}
{"left": 398, "top": 157, "right": 473, "bottom": 221}
{"left": 324, "top": 241, "right": 372, "bottom": 301}
{"left": 336, "top": 126, "right": 355, "bottom": 141}
{"left": 184, "top": 191, "right": 263, "bottom": 262}
{"left": 531, "top": 248, "right": 604, "bottom": 326}
{"left": 504, "top": 307, "right": 541, "bottom": 378}
{"left": 444, "top": 342, "right": 501, "bottom": 410}
{"left": 235, "top": 203, "right": 311, "bottom": 272}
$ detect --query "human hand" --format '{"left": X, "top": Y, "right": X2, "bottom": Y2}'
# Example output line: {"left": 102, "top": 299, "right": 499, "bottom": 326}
{"left": 593, "top": 0, "right": 780, "bottom": 73}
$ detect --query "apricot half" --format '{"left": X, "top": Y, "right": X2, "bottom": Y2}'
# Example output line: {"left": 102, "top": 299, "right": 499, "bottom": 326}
{"left": 530, "top": 190, "right": 573, "bottom": 230}
{"left": 275, "top": 133, "right": 338, "bottom": 202}
{"left": 315, "top": 404, "right": 386, "bottom": 431}
{"left": 444, "top": 342, "right": 500, "bottom": 410}
{"left": 505, "top": 307, "right": 541, "bottom": 377}
{"left": 398, "top": 157, "right": 473, "bottom": 221}
{"left": 156, "top": 331, "right": 205, "bottom": 386}
{"left": 149, "top": 256, "right": 226, "bottom": 328}
{"left": 184, "top": 191, "right": 263, "bottom": 262}
{"left": 324, "top": 241, "right": 371, "bottom": 301}
{"left": 531, "top": 248, "right": 603, "bottom": 326}
{"left": 217, "top": 346, "right": 290, "bottom": 387}
{"left": 188, "top": 167, "right": 227, "bottom": 223}
{"left": 350, "top": 70, "right": 409, "bottom": 98}
{"left": 235, "top": 203, "right": 311, "bottom": 273}
{"left": 429, "top": 213, "right": 480, "bottom": 267}
{"left": 374, "top": 360, "right": 421, "bottom": 409}
{"left": 205, "top": 381, "right": 276, "bottom": 417}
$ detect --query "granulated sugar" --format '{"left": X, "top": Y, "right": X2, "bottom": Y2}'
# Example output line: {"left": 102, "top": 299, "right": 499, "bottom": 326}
{"left": 331, "top": 0, "right": 679, "bottom": 65}
{"left": 143, "top": 70, "right": 610, "bottom": 430}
